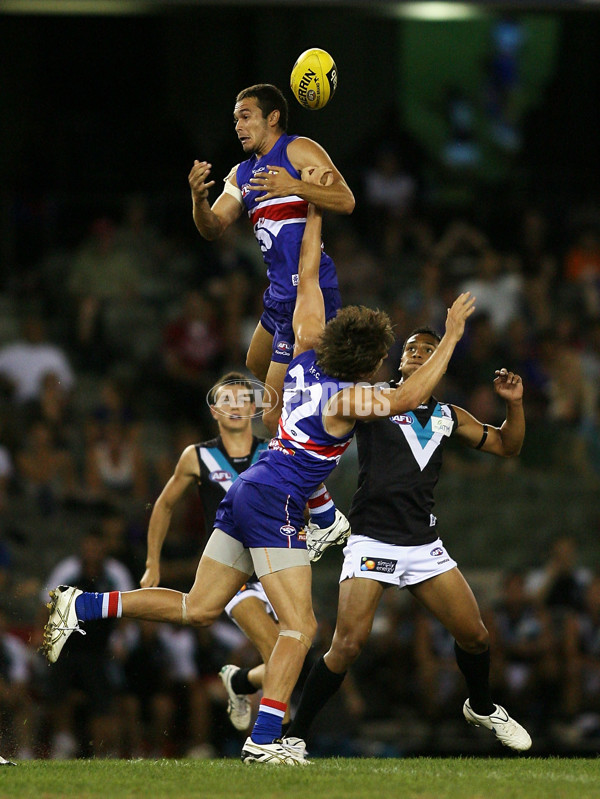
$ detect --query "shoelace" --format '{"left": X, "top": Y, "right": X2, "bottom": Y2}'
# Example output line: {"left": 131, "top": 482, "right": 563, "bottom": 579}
{"left": 50, "top": 623, "right": 86, "bottom": 637}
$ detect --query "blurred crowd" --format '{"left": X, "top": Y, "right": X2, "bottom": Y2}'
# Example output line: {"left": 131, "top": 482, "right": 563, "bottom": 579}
{"left": 2, "top": 138, "right": 600, "bottom": 758}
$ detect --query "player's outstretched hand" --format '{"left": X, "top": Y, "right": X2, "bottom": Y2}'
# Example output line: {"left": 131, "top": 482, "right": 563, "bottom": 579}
{"left": 189, "top": 160, "right": 216, "bottom": 202}
{"left": 301, "top": 165, "right": 334, "bottom": 186}
{"left": 249, "top": 165, "right": 298, "bottom": 200}
{"left": 493, "top": 368, "right": 523, "bottom": 402}
{"left": 444, "top": 292, "right": 476, "bottom": 343}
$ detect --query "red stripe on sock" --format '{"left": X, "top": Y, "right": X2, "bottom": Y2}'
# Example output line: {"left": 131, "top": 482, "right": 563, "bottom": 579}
{"left": 260, "top": 697, "right": 287, "bottom": 713}
{"left": 107, "top": 591, "right": 120, "bottom": 617}
{"left": 308, "top": 491, "right": 331, "bottom": 509}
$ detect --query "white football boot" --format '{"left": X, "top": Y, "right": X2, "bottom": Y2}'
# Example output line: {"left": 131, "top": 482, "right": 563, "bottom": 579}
{"left": 241, "top": 737, "right": 310, "bottom": 765}
{"left": 306, "top": 509, "right": 351, "bottom": 562}
{"left": 43, "top": 585, "right": 85, "bottom": 663}
{"left": 463, "top": 699, "right": 532, "bottom": 751}
{"left": 281, "top": 736, "right": 308, "bottom": 760}
{"left": 219, "top": 664, "right": 252, "bottom": 731}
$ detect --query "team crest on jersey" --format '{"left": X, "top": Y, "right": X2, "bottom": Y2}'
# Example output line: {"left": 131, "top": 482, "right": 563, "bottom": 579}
{"left": 430, "top": 547, "right": 444, "bottom": 557}
{"left": 209, "top": 470, "right": 233, "bottom": 483}
{"left": 279, "top": 524, "right": 297, "bottom": 538}
{"left": 360, "top": 556, "right": 397, "bottom": 574}
{"left": 390, "top": 414, "right": 414, "bottom": 425}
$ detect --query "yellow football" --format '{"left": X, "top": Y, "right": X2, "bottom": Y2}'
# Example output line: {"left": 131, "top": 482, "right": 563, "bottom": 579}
{"left": 290, "top": 48, "right": 337, "bottom": 111}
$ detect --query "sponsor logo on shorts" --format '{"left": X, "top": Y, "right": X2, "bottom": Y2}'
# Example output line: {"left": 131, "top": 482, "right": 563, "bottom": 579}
{"left": 279, "top": 524, "right": 297, "bottom": 538}
{"left": 360, "top": 556, "right": 397, "bottom": 574}
{"left": 298, "top": 529, "right": 306, "bottom": 542}
{"left": 390, "top": 414, "right": 414, "bottom": 425}
{"left": 437, "top": 558, "right": 450, "bottom": 565}
{"left": 209, "top": 470, "right": 233, "bottom": 483}
{"left": 430, "top": 547, "right": 444, "bottom": 557}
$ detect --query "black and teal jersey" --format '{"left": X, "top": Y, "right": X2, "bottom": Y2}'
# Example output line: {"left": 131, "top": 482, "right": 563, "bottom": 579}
{"left": 348, "top": 397, "right": 458, "bottom": 546}
{"left": 195, "top": 435, "right": 269, "bottom": 536}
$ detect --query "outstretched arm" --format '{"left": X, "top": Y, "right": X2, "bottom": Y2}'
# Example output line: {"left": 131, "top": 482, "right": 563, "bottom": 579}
{"left": 140, "top": 446, "right": 199, "bottom": 587}
{"left": 328, "top": 293, "right": 476, "bottom": 426}
{"left": 454, "top": 369, "right": 525, "bottom": 457}
{"left": 189, "top": 160, "right": 244, "bottom": 241}
{"left": 292, "top": 167, "right": 334, "bottom": 357}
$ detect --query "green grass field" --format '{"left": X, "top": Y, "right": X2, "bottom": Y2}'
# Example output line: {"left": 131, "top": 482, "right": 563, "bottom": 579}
{"left": 1, "top": 757, "right": 599, "bottom": 799}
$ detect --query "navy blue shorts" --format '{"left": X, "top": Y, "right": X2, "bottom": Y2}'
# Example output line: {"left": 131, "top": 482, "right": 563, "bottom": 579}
{"left": 214, "top": 478, "right": 307, "bottom": 550}
{"left": 260, "top": 287, "right": 341, "bottom": 364}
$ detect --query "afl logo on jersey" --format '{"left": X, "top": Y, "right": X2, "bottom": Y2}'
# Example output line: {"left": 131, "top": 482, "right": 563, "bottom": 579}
{"left": 390, "top": 415, "right": 414, "bottom": 425}
{"left": 430, "top": 547, "right": 444, "bottom": 557}
{"left": 209, "top": 470, "right": 233, "bottom": 483}
{"left": 279, "top": 524, "right": 297, "bottom": 538}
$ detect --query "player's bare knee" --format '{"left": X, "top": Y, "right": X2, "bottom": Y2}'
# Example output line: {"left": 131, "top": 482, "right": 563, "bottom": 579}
{"left": 184, "top": 599, "right": 219, "bottom": 628}
{"left": 457, "top": 622, "right": 489, "bottom": 653}
{"left": 246, "top": 351, "right": 265, "bottom": 381}
{"left": 333, "top": 631, "right": 366, "bottom": 665}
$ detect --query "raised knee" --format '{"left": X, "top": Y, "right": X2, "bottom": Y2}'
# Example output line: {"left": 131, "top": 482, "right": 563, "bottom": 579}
{"left": 185, "top": 602, "right": 219, "bottom": 628}
{"left": 458, "top": 623, "right": 489, "bottom": 654}
{"left": 245, "top": 351, "right": 265, "bottom": 381}
{"left": 333, "top": 632, "right": 366, "bottom": 666}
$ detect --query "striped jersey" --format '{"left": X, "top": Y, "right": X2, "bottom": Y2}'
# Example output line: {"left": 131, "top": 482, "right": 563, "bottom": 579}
{"left": 235, "top": 133, "right": 338, "bottom": 301}
{"left": 195, "top": 435, "right": 269, "bottom": 535}
{"left": 349, "top": 396, "right": 458, "bottom": 546}
{"left": 240, "top": 350, "right": 355, "bottom": 501}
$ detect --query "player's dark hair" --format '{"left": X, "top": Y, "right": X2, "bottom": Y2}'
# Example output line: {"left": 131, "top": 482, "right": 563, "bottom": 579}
{"left": 209, "top": 372, "right": 254, "bottom": 406}
{"left": 237, "top": 84, "right": 289, "bottom": 132}
{"left": 315, "top": 306, "right": 395, "bottom": 383}
{"left": 402, "top": 326, "right": 441, "bottom": 352}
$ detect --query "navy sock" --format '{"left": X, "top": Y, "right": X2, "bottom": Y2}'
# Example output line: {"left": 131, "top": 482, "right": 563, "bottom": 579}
{"left": 251, "top": 699, "right": 286, "bottom": 744}
{"left": 308, "top": 486, "right": 336, "bottom": 528}
{"left": 75, "top": 591, "right": 122, "bottom": 621}
{"left": 231, "top": 667, "right": 258, "bottom": 695}
{"left": 287, "top": 655, "right": 345, "bottom": 740}
{"left": 454, "top": 641, "right": 495, "bottom": 716}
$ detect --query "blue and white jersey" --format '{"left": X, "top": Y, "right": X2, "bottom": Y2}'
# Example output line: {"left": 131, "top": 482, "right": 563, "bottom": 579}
{"left": 195, "top": 435, "right": 269, "bottom": 536}
{"left": 240, "top": 350, "right": 355, "bottom": 502}
{"left": 236, "top": 134, "right": 338, "bottom": 302}
{"left": 349, "top": 396, "right": 458, "bottom": 546}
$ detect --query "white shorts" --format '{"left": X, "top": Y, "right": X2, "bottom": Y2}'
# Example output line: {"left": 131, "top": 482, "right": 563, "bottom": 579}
{"left": 224, "top": 580, "right": 277, "bottom": 622}
{"left": 339, "top": 534, "right": 457, "bottom": 589}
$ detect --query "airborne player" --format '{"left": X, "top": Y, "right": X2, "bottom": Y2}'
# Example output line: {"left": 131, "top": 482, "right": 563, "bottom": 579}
{"left": 188, "top": 82, "right": 355, "bottom": 552}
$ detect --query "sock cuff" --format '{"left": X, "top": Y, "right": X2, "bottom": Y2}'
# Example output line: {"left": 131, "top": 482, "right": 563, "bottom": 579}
{"left": 260, "top": 698, "right": 287, "bottom": 718}
{"left": 308, "top": 486, "right": 332, "bottom": 508}
{"left": 102, "top": 591, "right": 122, "bottom": 618}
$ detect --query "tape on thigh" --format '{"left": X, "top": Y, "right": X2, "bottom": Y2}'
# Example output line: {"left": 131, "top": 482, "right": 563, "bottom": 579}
{"left": 250, "top": 546, "right": 310, "bottom": 578}
{"left": 204, "top": 528, "right": 253, "bottom": 574}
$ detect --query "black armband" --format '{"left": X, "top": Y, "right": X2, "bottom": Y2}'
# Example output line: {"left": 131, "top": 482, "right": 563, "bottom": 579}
{"left": 475, "top": 424, "right": 488, "bottom": 451}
